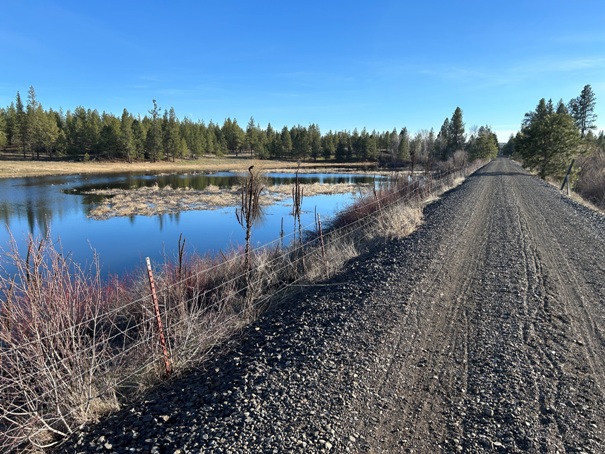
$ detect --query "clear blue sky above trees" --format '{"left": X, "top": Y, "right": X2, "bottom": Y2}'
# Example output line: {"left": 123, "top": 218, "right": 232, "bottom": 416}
{"left": 1, "top": 0, "right": 603, "bottom": 140}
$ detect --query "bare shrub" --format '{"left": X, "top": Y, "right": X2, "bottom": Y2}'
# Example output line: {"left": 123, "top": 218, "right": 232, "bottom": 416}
{"left": 0, "top": 234, "right": 119, "bottom": 451}
{"left": 236, "top": 166, "right": 265, "bottom": 273}
{"left": 575, "top": 151, "right": 605, "bottom": 209}
{"left": 452, "top": 150, "right": 468, "bottom": 169}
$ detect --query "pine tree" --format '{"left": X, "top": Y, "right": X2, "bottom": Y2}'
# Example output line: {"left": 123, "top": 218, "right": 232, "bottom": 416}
{"left": 568, "top": 84, "right": 597, "bottom": 137}
{"left": 556, "top": 99, "right": 568, "bottom": 115}
{"left": 397, "top": 127, "right": 410, "bottom": 162}
{"left": 245, "top": 116, "right": 257, "bottom": 156}
{"left": 436, "top": 118, "right": 450, "bottom": 160}
{"left": 146, "top": 100, "right": 163, "bottom": 162}
{"left": 4, "top": 103, "right": 18, "bottom": 146}
{"left": 309, "top": 123, "right": 322, "bottom": 161}
{"left": 468, "top": 126, "right": 499, "bottom": 161}
{"left": 15, "top": 92, "right": 28, "bottom": 157}
{"left": 223, "top": 118, "right": 244, "bottom": 155}
{"left": 335, "top": 135, "right": 347, "bottom": 162}
{"left": 99, "top": 113, "right": 120, "bottom": 158}
{"left": 0, "top": 109, "right": 7, "bottom": 148}
{"left": 119, "top": 109, "right": 136, "bottom": 162}
{"left": 448, "top": 107, "right": 465, "bottom": 155}
{"left": 280, "top": 126, "right": 292, "bottom": 158}
{"left": 162, "top": 107, "right": 180, "bottom": 162}
{"left": 132, "top": 118, "right": 147, "bottom": 160}
{"left": 321, "top": 134, "right": 335, "bottom": 160}
{"left": 86, "top": 109, "right": 102, "bottom": 157}
{"left": 25, "top": 86, "right": 57, "bottom": 160}
{"left": 517, "top": 98, "right": 580, "bottom": 179}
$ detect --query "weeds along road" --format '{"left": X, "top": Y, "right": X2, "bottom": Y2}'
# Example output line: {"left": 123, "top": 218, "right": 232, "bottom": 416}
{"left": 59, "top": 158, "right": 605, "bottom": 453}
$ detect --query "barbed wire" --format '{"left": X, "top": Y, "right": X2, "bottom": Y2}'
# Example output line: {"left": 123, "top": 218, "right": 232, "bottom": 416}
{"left": 0, "top": 166, "right": 471, "bottom": 367}
{"left": 0, "top": 163, "right": 484, "bottom": 450}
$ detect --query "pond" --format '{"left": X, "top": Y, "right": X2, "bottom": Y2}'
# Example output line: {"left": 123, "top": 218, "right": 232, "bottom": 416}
{"left": 0, "top": 171, "right": 380, "bottom": 278}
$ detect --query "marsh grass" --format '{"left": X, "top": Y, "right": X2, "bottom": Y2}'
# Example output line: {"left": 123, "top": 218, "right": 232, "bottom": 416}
{"left": 0, "top": 163, "right": 480, "bottom": 451}
{"left": 86, "top": 182, "right": 361, "bottom": 220}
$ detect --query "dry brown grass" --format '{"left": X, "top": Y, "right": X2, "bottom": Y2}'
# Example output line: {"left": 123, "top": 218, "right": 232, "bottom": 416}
{"left": 86, "top": 182, "right": 365, "bottom": 220}
{"left": 374, "top": 203, "right": 424, "bottom": 239}
{"left": 86, "top": 184, "right": 246, "bottom": 219}
{"left": 266, "top": 182, "right": 359, "bottom": 196}
{"left": 0, "top": 155, "right": 375, "bottom": 179}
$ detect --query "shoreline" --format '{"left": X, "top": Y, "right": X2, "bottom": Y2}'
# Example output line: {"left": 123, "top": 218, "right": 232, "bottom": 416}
{"left": 0, "top": 155, "right": 378, "bottom": 179}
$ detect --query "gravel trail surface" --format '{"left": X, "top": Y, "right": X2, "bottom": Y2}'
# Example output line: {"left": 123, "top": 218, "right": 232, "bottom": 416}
{"left": 57, "top": 158, "right": 605, "bottom": 453}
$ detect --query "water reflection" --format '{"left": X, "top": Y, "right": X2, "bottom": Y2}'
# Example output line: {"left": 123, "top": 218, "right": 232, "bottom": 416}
{"left": 67, "top": 171, "right": 379, "bottom": 194}
{"left": 0, "top": 171, "right": 372, "bottom": 277}
{"left": 0, "top": 175, "right": 82, "bottom": 236}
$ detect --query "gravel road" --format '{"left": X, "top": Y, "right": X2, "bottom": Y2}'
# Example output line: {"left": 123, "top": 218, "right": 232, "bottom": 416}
{"left": 57, "top": 158, "right": 605, "bottom": 453}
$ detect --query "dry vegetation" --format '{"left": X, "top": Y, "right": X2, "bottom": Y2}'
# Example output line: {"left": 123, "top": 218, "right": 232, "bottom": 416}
{"left": 0, "top": 162, "right": 483, "bottom": 451}
{"left": 575, "top": 151, "right": 605, "bottom": 209}
{"left": 0, "top": 155, "right": 374, "bottom": 179}
{"left": 85, "top": 182, "right": 362, "bottom": 220}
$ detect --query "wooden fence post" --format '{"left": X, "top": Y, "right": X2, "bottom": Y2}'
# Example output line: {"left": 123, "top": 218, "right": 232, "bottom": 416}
{"left": 317, "top": 213, "right": 327, "bottom": 269}
{"left": 560, "top": 159, "right": 575, "bottom": 196}
{"left": 146, "top": 257, "right": 172, "bottom": 376}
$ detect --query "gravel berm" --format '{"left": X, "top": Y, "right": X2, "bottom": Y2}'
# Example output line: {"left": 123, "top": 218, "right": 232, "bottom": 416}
{"left": 56, "top": 158, "right": 605, "bottom": 453}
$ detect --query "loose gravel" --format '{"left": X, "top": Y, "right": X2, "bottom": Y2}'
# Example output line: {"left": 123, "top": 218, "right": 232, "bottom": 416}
{"left": 56, "top": 159, "right": 605, "bottom": 453}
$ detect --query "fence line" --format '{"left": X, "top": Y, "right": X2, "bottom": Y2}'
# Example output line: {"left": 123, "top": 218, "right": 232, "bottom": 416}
{"left": 0, "top": 162, "right": 484, "bottom": 450}
{"left": 0, "top": 168, "right": 459, "bottom": 395}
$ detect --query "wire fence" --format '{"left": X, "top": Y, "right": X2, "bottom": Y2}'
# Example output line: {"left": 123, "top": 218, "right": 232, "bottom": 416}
{"left": 0, "top": 162, "right": 484, "bottom": 451}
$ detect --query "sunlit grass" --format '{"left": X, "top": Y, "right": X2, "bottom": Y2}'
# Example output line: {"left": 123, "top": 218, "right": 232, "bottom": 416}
{"left": 0, "top": 154, "right": 375, "bottom": 179}
{"left": 85, "top": 182, "right": 366, "bottom": 220}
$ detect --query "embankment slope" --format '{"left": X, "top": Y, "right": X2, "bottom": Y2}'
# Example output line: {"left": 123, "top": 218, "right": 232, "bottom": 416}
{"left": 58, "top": 158, "right": 605, "bottom": 453}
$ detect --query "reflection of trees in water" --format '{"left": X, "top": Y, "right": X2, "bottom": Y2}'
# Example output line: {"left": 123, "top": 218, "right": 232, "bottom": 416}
{"left": 71, "top": 173, "right": 243, "bottom": 193}
{"left": 1, "top": 171, "right": 376, "bottom": 243}
{"left": 156, "top": 211, "right": 181, "bottom": 232}
{"left": 0, "top": 198, "right": 54, "bottom": 236}
{"left": 72, "top": 172, "right": 380, "bottom": 194}
{"left": 0, "top": 202, "right": 11, "bottom": 227}
{"left": 25, "top": 200, "right": 52, "bottom": 236}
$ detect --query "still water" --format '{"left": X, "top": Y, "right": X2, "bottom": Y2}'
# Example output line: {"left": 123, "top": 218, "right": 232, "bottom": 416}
{"left": 0, "top": 171, "right": 377, "bottom": 277}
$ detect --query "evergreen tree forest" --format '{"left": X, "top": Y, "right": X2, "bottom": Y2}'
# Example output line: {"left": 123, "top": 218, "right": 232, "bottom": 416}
{"left": 0, "top": 86, "right": 500, "bottom": 167}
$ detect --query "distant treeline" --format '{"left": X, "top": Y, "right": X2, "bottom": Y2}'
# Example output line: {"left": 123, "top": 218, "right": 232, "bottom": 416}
{"left": 0, "top": 86, "right": 499, "bottom": 166}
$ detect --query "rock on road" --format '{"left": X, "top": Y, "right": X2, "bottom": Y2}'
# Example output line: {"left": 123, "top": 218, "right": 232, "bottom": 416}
{"left": 59, "top": 158, "right": 605, "bottom": 453}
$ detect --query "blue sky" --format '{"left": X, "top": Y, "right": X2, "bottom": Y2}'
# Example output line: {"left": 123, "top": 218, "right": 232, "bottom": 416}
{"left": 1, "top": 0, "right": 604, "bottom": 141}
